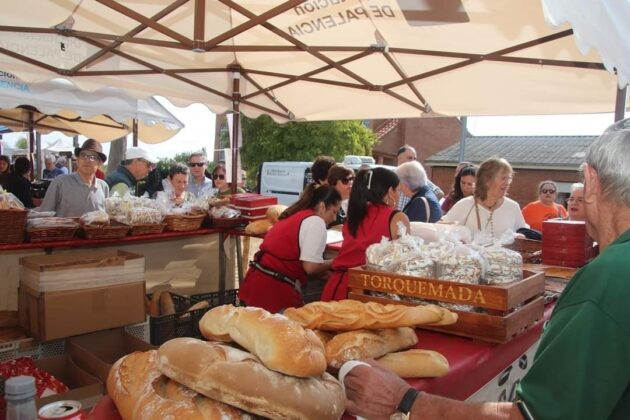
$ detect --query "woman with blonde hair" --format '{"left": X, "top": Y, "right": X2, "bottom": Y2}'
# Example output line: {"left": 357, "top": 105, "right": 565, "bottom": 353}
{"left": 443, "top": 157, "right": 528, "bottom": 243}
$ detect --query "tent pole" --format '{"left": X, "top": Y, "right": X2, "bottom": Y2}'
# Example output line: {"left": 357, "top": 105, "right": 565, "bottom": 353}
{"left": 28, "top": 110, "right": 35, "bottom": 155}
{"left": 35, "top": 132, "right": 42, "bottom": 179}
{"left": 457, "top": 116, "right": 468, "bottom": 163}
{"left": 230, "top": 67, "right": 241, "bottom": 194}
{"left": 614, "top": 86, "right": 627, "bottom": 122}
{"left": 133, "top": 119, "right": 139, "bottom": 147}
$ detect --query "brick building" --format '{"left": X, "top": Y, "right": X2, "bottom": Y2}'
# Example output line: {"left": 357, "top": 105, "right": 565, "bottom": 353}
{"left": 369, "top": 117, "right": 463, "bottom": 179}
{"left": 425, "top": 135, "right": 597, "bottom": 207}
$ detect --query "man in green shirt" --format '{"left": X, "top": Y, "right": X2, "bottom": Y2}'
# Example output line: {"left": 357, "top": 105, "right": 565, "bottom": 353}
{"left": 343, "top": 118, "right": 630, "bottom": 419}
{"left": 105, "top": 147, "right": 158, "bottom": 197}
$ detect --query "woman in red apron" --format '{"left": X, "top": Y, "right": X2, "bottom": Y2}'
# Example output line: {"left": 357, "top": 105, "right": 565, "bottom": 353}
{"left": 239, "top": 184, "right": 341, "bottom": 313}
{"left": 321, "top": 167, "right": 410, "bottom": 301}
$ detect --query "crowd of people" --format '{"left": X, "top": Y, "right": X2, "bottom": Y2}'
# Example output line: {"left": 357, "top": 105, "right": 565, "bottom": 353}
{"left": 0, "top": 140, "right": 245, "bottom": 216}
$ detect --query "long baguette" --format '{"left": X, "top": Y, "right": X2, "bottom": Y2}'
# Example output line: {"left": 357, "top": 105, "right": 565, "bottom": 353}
{"left": 376, "top": 349, "right": 450, "bottom": 378}
{"left": 107, "top": 350, "right": 249, "bottom": 420}
{"left": 284, "top": 299, "right": 457, "bottom": 331}
{"left": 199, "top": 305, "right": 326, "bottom": 377}
{"left": 326, "top": 327, "right": 418, "bottom": 368}
{"left": 157, "top": 338, "right": 345, "bottom": 420}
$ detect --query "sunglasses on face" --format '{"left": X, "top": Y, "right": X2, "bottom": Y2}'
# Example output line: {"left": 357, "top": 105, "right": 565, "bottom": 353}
{"left": 541, "top": 189, "right": 556, "bottom": 194}
{"left": 78, "top": 152, "right": 100, "bottom": 162}
{"left": 340, "top": 176, "right": 354, "bottom": 185}
{"left": 189, "top": 162, "right": 206, "bottom": 167}
{"left": 212, "top": 173, "right": 225, "bottom": 180}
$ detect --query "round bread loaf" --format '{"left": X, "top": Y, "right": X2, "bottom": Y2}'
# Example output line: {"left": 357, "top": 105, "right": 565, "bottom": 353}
{"left": 157, "top": 338, "right": 346, "bottom": 420}
{"left": 265, "top": 205, "right": 287, "bottom": 223}
{"left": 107, "top": 350, "right": 250, "bottom": 419}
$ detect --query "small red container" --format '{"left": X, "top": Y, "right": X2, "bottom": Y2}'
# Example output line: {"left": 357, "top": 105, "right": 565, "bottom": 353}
{"left": 542, "top": 220, "right": 596, "bottom": 267}
{"left": 229, "top": 193, "right": 278, "bottom": 208}
{"left": 38, "top": 400, "right": 86, "bottom": 419}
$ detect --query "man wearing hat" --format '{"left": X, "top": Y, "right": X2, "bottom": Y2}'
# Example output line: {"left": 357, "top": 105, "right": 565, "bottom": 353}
{"left": 38, "top": 139, "right": 109, "bottom": 217}
{"left": 105, "top": 147, "right": 159, "bottom": 197}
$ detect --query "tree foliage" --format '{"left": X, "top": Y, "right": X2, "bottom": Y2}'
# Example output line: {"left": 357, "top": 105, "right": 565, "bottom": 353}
{"left": 240, "top": 115, "right": 376, "bottom": 179}
{"left": 15, "top": 137, "right": 28, "bottom": 150}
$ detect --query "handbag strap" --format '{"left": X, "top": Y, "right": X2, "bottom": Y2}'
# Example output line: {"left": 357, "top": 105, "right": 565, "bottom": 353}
{"left": 421, "top": 196, "right": 431, "bottom": 223}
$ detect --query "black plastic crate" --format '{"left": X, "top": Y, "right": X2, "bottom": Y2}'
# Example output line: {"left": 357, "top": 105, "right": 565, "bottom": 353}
{"left": 148, "top": 289, "right": 240, "bottom": 346}
{"left": 191, "top": 288, "right": 240, "bottom": 308}
{"left": 147, "top": 292, "right": 207, "bottom": 346}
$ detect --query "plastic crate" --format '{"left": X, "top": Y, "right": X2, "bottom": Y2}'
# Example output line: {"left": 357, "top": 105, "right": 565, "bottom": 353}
{"left": 190, "top": 289, "right": 240, "bottom": 308}
{"left": 148, "top": 293, "right": 206, "bottom": 346}
{"left": 125, "top": 316, "right": 150, "bottom": 343}
{"left": 0, "top": 338, "right": 65, "bottom": 363}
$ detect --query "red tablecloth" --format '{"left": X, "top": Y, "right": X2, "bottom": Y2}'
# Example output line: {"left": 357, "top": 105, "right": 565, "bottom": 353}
{"left": 406, "top": 304, "right": 552, "bottom": 400}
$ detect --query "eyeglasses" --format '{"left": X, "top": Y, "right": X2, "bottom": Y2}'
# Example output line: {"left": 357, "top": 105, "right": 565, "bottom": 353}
{"left": 541, "top": 189, "right": 556, "bottom": 194}
{"left": 212, "top": 174, "right": 225, "bottom": 180}
{"left": 568, "top": 197, "right": 583, "bottom": 203}
{"left": 78, "top": 152, "right": 100, "bottom": 162}
{"left": 189, "top": 162, "right": 206, "bottom": 167}
{"left": 340, "top": 176, "right": 354, "bottom": 185}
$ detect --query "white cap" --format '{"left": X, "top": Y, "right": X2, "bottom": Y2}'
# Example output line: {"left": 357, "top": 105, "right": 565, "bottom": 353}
{"left": 125, "top": 147, "right": 158, "bottom": 164}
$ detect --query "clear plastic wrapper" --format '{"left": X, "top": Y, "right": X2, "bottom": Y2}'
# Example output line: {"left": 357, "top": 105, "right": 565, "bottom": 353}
{"left": 0, "top": 191, "right": 25, "bottom": 210}
{"left": 80, "top": 210, "right": 110, "bottom": 226}
{"left": 478, "top": 246, "right": 523, "bottom": 285}
{"left": 27, "top": 210, "right": 55, "bottom": 219}
{"left": 26, "top": 217, "right": 79, "bottom": 229}
{"left": 209, "top": 206, "right": 241, "bottom": 219}
{"left": 436, "top": 244, "right": 483, "bottom": 285}
{"left": 127, "top": 207, "right": 163, "bottom": 225}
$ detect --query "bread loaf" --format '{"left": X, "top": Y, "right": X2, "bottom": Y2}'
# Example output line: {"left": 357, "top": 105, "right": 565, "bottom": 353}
{"left": 312, "top": 330, "right": 334, "bottom": 347}
{"left": 284, "top": 299, "right": 457, "bottom": 331}
{"left": 107, "top": 350, "right": 250, "bottom": 419}
{"left": 160, "top": 291, "right": 176, "bottom": 316}
{"left": 266, "top": 205, "right": 287, "bottom": 223}
{"left": 326, "top": 327, "right": 418, "bottom": 368}
{"left": 244, "top": 219, "right": 272, "bottom": 235}
{"left": 157, "top": 338, "right": 345, "bottom": 420}
{"left": 199, "top": 305, "right": 326, "bottom": 377}
{"left": 376, "top": 349, "right": 450, "bottom": 378}
{"left": 179, "top": 300, "right": 210, "bottom": 319}
{"left": 149, "top": 290, "right": 162, "bottom": 317}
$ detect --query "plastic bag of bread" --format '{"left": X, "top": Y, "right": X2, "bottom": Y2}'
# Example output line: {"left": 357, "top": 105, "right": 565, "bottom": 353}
{"left": 435, "top": 243, "right": 483, "bottom": 285}
{"left": 244, "top": 219, "right": 272, "bottom": 235}
{"left": 79, "top": 210, "right": 110, "bottom": 226}
{"left": 366, "top": 234, "right": 425, "bottom": 268}
{"left": 410, "top": 221, "right": 472, "bottom": 244}
{"left": 265, "top": 205, "right": 287, "bottom": 223}
{"left": 478, "top": 245, "right": 523, "bottom": 285}
{"left": 0, "top": 190, "right": 25, "bottom": 210}
{"left": 128, "top": 207, "right": 163, "bottom": 225}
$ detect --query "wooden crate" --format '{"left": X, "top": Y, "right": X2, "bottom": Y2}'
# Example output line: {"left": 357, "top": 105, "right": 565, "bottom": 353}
{"left": 347, "top": 266, "right": 545, "bottom": 344}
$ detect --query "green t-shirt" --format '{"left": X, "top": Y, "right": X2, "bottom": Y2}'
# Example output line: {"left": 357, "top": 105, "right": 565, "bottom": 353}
{"left": 516, "top": 229, "right": 630, "bottom": 419}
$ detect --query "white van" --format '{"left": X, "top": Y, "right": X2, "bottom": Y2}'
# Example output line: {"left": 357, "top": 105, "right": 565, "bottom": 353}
{"left": 256, "top": 162, "right": 312, "bottom": 206}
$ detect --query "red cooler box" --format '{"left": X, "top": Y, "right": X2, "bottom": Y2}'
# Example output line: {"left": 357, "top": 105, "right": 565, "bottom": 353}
{"left": 230, "top": 193, "right": 278, "bottom": 220}
{"left": 542, "top": 220, "right": 597, "bottom": 267}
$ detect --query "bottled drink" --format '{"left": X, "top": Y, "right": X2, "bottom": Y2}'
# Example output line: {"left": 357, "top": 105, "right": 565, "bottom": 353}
{"left": 5, "top": 376, "right": 37, "bottom": 420}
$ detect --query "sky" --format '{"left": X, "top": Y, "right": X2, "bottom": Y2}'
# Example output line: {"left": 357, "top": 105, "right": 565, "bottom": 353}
{"left": 0, "top": 107, "right": 623, "bottom": 159}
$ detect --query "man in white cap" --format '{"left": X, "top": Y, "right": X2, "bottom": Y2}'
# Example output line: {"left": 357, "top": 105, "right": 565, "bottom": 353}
{"left": 106, "top": 147, "right": 158, "bottom": 197}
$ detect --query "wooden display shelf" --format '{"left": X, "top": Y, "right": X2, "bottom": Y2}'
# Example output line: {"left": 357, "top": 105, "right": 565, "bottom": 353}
{"left": 348, "top": 267, "right": 545, "bottom": 344}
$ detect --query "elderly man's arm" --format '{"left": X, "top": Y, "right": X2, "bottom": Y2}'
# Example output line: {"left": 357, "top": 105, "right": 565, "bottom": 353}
{"left": 344, "top": 361, "right": 523, "bottom": 420}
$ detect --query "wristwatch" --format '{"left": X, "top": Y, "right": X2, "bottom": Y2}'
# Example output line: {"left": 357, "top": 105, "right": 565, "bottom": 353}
{"left": 390, "top": 388, "right": 420, "bottom": 420}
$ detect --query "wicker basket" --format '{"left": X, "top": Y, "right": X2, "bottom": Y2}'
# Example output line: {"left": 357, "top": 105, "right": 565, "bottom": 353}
{"left": 164, "top": 213, "right": 206, "bottom": 232}
{"left": 28, "top": 226, "right": 78, "bottom": 243}
{"left": 82, "top": 221, "right": 131, "bottom": 240}
{"left": 129, "top": 223, "right": 166, "bottom": 236}
{"left": 0, "top": 209, "right": 28, "bottom": 243}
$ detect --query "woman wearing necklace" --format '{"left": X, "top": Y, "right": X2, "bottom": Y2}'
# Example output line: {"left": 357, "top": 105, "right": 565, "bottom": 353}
{"left": 442, "top": 157, "right": 528, "bottom": 244}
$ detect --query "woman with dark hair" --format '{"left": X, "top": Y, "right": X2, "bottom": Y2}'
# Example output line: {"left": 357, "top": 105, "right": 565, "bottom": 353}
{"left": 327, "top": 164, "right": 354, "bottom": 226}
{"left": 239, "top": 184, "right": 341, "bottom": 313}
{"left": 6, "top": 157, "right": 34, "bottom": 207}
{"left": 212, "top": 162, "right": 244, "bottom": 200}
{"left": 442, "top": 164, "right": 477, "bottom": 213}
{"left": 321, "top": 167, "right": 410, "bottom": 301}
{"left": 0, "top": 155, "right": 11, "bottom": 190}
{"left": 167, "top": 163, "right": 193, "bottom": 206}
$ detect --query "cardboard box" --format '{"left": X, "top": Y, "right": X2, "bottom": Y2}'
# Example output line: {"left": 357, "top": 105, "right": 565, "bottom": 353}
{"left": 68, "top": 328, "right": 155, "bottom": 383}
{"left": 34, "top": 354, "right": 103, "bottom": 409}
{"left": 542, "top": 220, "right": 596, "bottom": 267}
{"left": 20, "top": 250, "right": 144, "bottom": 293}
{"left": 19, "top": 282, "right": 146, "bottom": 342}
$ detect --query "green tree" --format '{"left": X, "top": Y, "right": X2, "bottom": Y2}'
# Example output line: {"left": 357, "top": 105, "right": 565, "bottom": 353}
{"left": 240, "top": 115, "right": 376, "bottom": 180}
{"left": 15, "top": 137, "right": 28, "bottom": 150}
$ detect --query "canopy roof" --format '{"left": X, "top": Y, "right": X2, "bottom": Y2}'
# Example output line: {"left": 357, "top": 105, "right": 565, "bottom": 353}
{"left": 0, "top": 75, "right": 184, "bottom": 142}
{"left": 0, "top": 0, "right": 626, "bottom": 123}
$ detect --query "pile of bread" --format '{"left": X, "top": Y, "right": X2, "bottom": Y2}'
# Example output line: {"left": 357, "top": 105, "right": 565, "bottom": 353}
{"left": 108, "top": 299, "right": 456, "bottom": 419}
{"left": 243, "top": 204, "right": 287, "bottom": 235}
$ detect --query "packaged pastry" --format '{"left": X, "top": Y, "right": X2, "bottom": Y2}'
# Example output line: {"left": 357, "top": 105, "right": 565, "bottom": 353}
{"left": 435, "top": 244, "right": 483, "bottom": 284}
{"left": 479, "top": 246, "right": 523, "bottom": 285}
{"left": 128, "top": 207, "right": 163, "bottom": 225}
{"left": 80, "top": 210, "right": 110, "bottom": 226}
